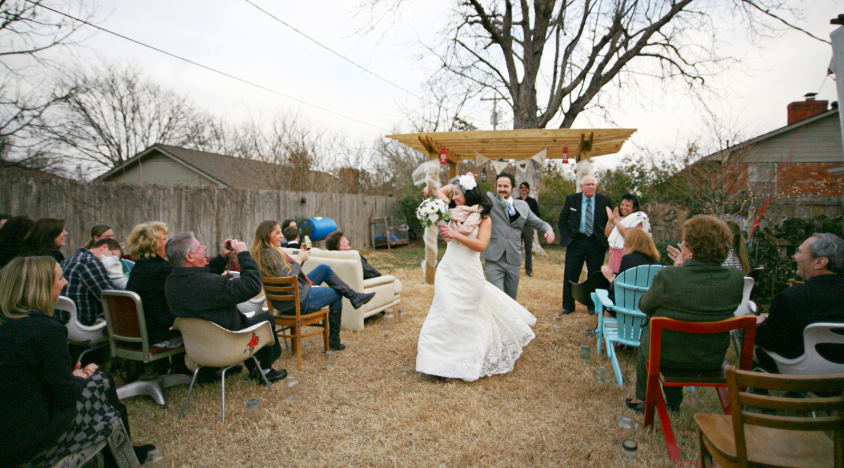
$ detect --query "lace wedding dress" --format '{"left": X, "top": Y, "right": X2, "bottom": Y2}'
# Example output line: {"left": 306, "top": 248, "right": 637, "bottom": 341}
{"left": 416, "top": 227, "right": 536, "bottom": 381}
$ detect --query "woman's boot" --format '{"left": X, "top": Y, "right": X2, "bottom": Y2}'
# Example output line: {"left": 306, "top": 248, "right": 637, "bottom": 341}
{"left": 328, "top": 309, "right": 345, "bottom": 351}
{"left": 325, "top": 273, "right": 375, "bottom": 309}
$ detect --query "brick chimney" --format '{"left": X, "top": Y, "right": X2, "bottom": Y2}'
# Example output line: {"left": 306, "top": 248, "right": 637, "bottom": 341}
{"left": 787, "top": 93, "right": 828, "bottom": 125}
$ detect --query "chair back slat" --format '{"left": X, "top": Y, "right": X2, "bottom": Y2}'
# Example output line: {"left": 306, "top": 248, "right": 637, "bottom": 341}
{"left": 262, "top": 276, "right": 301, "bottom": 317}
{"left": 727, "top": 367, "right": 844, "bottom": 465}
{"left": 614, "top": 265, "right": 662, "bottom": 311}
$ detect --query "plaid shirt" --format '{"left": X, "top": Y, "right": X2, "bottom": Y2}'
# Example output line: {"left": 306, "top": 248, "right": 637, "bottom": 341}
{"left": 61, "top": 248, "right": 113, "bottom": 325}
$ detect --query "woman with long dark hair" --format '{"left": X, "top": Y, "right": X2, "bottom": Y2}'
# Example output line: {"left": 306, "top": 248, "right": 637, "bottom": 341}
{"left": 416, "top": 173, "right": 536, "bottom": 381}
{"left": 23, "top": 218, "right": 67, "bottom": 263}
{"left": 0, "top": 215, "right": 34, "bottom": 268}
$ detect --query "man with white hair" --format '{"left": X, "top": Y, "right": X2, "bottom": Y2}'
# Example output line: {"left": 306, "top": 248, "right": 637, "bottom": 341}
{"left": 558, "top": 175, "right": 613, "bottom": 315}
{"left": 755, "top": 232, "right": 844, "bottom": 371}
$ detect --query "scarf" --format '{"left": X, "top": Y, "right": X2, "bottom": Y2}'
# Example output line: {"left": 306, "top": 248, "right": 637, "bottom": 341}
{"left": 608, "top": 210, "right": 651, "bottom": 249}
{"left": 448, "top": 204, "right": 483, "bottom": 234}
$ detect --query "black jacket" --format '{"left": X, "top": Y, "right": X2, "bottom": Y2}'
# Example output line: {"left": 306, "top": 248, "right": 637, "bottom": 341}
{"left": 757, "top": 274, "right": 844, "bottom": 359}
{"left": 360, "top": 254, "right": 381, "bottom": 280}
{"left": 557, "top": 192, "right": 612, "bottom": 247}
{"left": 165, "top": 253, "right": 261, "bottom": 331}
{"left": 126, "top": 256, "right": 178, "bottom": 344}
{"left": 0, "top": 311, "right": 82, "bottom": 466}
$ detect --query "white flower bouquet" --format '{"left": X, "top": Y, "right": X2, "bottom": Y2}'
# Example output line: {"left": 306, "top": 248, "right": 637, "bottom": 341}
{"left": 415, "top": 197, "right": 452, "bottom": 228}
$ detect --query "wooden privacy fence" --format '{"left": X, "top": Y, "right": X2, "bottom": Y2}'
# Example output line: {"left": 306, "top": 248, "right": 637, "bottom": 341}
{"left": 0, "top": 175, "right": 400, "bottom": 254}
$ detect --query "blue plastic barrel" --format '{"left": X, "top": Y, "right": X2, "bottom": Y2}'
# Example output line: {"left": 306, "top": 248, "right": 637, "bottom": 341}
{"left": 302, "top": 217, "right": 337, "bottom": 241}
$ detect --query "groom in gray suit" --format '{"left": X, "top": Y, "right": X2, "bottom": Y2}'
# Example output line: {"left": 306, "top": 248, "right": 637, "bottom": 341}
{"left": 482, "top": 172, "right": 555, "bottom": 299}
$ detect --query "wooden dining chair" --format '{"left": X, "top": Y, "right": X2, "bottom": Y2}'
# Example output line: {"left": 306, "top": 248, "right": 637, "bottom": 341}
{"left": 695, "top": 367, "right": 844, "bottom": 468}
{"left": 262, "top": 276, "right": 329, "bottom": 369}
{"left": 643, "top": 316, "right": 757, "bottom": 462}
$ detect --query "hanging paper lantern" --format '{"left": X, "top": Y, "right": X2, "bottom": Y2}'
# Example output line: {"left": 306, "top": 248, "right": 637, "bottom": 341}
{"left": 438, "top": 148, "right": 448, "bottom": 164}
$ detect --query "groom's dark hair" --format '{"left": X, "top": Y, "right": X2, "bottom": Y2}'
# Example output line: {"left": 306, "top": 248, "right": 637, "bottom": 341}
{"left": 496, "top": 172, "right": 515, "bottom": 188}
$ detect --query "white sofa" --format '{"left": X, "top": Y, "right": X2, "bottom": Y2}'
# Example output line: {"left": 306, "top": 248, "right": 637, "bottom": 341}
{"left": 282, "top": 248, "right": 402, "bottom": 331}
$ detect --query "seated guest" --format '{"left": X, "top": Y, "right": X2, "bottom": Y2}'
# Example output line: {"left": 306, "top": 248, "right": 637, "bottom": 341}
{"left": 85, "top": 224, "right": 115, "bottom": 249}
{"left": 325, "top": 230, "right": 382, "bottom": 279}
{"left": 99, "top": 239, "right": 129, "bottom": 289}
{"left": 23, "top": 218, "right": 68, "bottom": 263}
{"left": 283, "top": 225, "right": 301, "bottom": 249}
{"left": 624, "top": 215, "right": 742, "bottom": 412}
{"left": 61, "top": 238, "right": 117, "bottom": 325}
{"left": 600, "top": 227, "right": 661, "bottom": 306}
{"left": 126, "top": 222, "right": 179, "bottom": 346}
{"left": 164, "top": 232, "right": 287, "bottom": 384}
{"left": 604, "top": 193, "right": 650, "bottom": 273}
{"left": 722, "top": 220, "right": 750, "bottom": 275}
{"left": 0, "top": 215, "right": 34, "bottom": 268}
{"left": 0, "top": 256, "right": 155, "bottom": 467}
{"left": 755, "top": 233, "right": 844, "bottom": 371}
{"left": 251, "top": 220, "right": 375, "bottom": 351}
{"left": 280, "top": 218, "right": 297, "bottom": 247}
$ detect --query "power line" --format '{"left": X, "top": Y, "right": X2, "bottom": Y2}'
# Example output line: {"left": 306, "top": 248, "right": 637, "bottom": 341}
{"left": 24, "top": 0, "right": 390, "bottom": 132}
{"left": 244, "top": 0, "right": 425, "bottom": 102}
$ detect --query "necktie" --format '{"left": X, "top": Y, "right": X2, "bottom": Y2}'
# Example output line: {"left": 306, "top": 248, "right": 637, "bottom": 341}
{"left": 584, "top": 197, "right": 593, "bottom": 236}
{"left": 506, "top": 198, "right": 516, "bottom": 216}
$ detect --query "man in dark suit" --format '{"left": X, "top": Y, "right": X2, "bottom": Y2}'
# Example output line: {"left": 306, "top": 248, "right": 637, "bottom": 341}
{"left": 518, "top": 181, "right": 541, "bottom": 277}
{"left": 557, "top": 175, "right": 612, "bottom": 315}
{"left": 755, "top": 232, "right": 844, "bottom": 371}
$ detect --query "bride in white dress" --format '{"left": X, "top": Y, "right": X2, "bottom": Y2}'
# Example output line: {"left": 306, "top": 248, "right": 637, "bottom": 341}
{"left": 416, "top": 173, "right": 536, "bottom": 382}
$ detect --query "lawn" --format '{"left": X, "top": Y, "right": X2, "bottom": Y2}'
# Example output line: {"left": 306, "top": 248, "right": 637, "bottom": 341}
{"left": 128, "top": 243, "right": 725, "bottom": 467}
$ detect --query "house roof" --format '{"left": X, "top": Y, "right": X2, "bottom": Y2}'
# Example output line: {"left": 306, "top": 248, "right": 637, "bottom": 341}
{"left": 386, "top": 128, "right": 636, "bottom": 162}
{"left": 700, "top": 108, "right": 840, "bottom": 163}
{"left": 96, "top": 144, "right": 336, "bottom": 190}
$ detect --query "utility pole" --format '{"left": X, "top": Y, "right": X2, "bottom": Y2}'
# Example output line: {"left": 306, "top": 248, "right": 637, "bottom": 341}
{"left": 480, "top": 96, "right": 501, "bottom": 130}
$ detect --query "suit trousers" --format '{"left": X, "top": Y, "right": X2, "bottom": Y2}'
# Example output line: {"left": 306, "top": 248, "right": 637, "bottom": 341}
{"left": 485, "top": 258, "right": 519, "bottom": 299}
{"left": 521, "top": 227, "right": 535, "bottom": 275}
{"left": 562, "top": 234, "right": 606, "bottom": 311}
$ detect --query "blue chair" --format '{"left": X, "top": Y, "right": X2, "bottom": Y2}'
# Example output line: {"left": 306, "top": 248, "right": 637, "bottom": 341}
{"left": 591, "top": 264, "right": 663, "bottom": 386}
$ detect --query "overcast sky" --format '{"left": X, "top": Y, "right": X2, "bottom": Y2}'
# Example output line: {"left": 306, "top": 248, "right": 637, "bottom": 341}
{"left": 44, "top": 0, "right": 844, "bottom": 168}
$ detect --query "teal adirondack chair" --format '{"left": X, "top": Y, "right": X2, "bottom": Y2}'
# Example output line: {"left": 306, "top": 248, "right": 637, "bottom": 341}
{"left": 591, "top": 264, "right": 663, "bottom": 386}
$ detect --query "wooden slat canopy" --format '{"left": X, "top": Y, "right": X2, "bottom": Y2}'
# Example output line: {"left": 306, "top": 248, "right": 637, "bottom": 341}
{"left": 386, "top": 128, "right": 636, "bottom": 162}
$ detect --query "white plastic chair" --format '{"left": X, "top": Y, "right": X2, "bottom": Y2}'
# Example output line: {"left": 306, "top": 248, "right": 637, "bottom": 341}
{"left": 172, "top": 317, "right": 275, "bottom": 423}
{"left": 761, "top": 322, "right": 844, "bottom": 375}
{"left": 732, "top": 277, "right": 757, "bottom": 317}
{"left": 56, "top": 296, "right": 108, "bottom": 364}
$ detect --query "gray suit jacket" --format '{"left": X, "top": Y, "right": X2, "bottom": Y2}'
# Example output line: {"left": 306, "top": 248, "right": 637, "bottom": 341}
{"left": 481, "top": 192, "right": 552, "bottom": 265}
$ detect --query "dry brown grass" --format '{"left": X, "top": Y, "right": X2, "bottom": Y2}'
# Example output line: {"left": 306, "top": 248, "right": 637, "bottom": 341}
{"left": 128, "top": 245, "right": 723, "bottom": 467}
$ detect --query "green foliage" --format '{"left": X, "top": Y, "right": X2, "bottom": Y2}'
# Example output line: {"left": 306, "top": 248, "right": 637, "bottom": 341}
{"left": 596, "top": 155, "right": 679, "bottom": 205}
{"left": 749, "top": 215, "right": 844, "bottom": 307}
{"left": 537, "top": 170, "right": 575, "bottom": 228}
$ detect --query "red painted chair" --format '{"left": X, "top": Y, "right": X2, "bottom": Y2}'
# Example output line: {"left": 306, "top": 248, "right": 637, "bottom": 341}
{"left": 642, "top": 316, "right": 757, "bottom": 462}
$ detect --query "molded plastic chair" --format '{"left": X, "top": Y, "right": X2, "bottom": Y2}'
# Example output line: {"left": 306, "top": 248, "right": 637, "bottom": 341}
{"left": 172, "top": 317, "right": 274, "bottom": 424}
{"left": 56, "top": 295, "right": 108, "bottom": 364}
{"left": 262, "top": 275, "right": 329, "bottom": 369}
{"left": 643, "top": 316, "right": 757, "bottom": 463}
{"left": 694, "top": 368, "right": 844, "bottom": 468}
{"left": 101, "top": 290, "right": 190, "bottom": 406}
{"left": 760, "top": 322, "right": 844, "bottom": 375}
{"left": 591, "top": 264, "right": 662, "bottom": 360}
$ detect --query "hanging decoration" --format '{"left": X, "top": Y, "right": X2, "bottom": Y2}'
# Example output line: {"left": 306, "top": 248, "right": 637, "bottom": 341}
{"left": 481, "top": 168, "right": 487, "bottom": 182}
{"left": 438, "top": 148, "right": 448, "bottom": 164}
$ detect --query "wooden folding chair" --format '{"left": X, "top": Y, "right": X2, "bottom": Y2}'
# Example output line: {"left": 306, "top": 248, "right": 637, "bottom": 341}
{"left": 643, "top": 316, "right": 757, "bottom": 462}
{"left": 262, "top": 276, "right": 329, "bottom": 369}
{"left": 695, "top": 368, "right": 844, "bottom": 468}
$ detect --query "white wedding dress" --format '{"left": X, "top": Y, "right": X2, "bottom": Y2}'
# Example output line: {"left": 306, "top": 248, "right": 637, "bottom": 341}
{"left": 416, "top": 228, "right": 536, "bottom": 381}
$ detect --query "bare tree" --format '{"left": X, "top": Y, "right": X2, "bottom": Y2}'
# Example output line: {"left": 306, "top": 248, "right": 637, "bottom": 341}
{"left": 37, "top": 63, "right": 214, "bottom": 172}
{"left": 0, "top": 0, "right": 92, "bottom": 146}
{"left": 365, "top": 0, "right": 822, "bottom": 129}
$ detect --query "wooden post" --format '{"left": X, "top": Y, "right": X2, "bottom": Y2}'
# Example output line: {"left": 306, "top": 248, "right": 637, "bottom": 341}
{"left": 448, "top": 160, "right": 458, "bottom": 179}
{"left": 424, "top": 152, "right": 440, "bottom": 284}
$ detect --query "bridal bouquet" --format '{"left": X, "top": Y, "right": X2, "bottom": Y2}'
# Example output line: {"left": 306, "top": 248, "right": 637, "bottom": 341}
{"left": 415, "top": 198, "right": 451, "bottom": 228}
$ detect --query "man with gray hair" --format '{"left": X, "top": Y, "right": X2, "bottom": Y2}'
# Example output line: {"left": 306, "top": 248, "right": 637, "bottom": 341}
{"left": 755, "top": 232, "right": 844, "bottom": 372}
{"left": 164, "top": 232, "right": 286, "bottom": 384}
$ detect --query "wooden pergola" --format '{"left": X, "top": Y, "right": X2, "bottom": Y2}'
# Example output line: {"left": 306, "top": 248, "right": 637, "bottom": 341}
{"left": 386, "top": 127, "right": 636, "bottom": 283}
{"left": 386, "top": 127, "right": 636, "bottom": 178}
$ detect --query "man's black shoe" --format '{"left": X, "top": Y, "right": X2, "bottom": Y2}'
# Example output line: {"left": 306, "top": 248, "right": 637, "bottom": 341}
{"left": 559, "top": 309, "right": 573, "bottom": 315}
{"left": 250, "top": 367, "right": 288, "bottom": 385}
{"left": 526, "top": 272, "right": 533, "bottom": 277}
{"left": 329, "top": 343, "right": 346, "bottom": 351}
